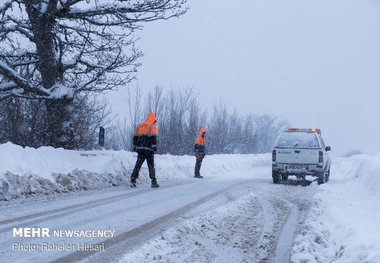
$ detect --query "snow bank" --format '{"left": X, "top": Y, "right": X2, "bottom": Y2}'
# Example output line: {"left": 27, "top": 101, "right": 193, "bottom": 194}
{"left": 0, "top": 142, "right": 270, "bottom": 201}
{"left": 291, "top": 154, "right": 380, "bottom": 263}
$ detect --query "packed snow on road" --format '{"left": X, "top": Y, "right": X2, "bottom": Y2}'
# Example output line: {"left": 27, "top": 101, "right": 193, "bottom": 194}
{"left": 0, "top": 143, "right": 379, "bottom": 263}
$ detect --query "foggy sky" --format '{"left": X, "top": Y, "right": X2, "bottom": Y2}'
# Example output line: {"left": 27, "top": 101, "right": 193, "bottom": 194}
{"left": 109, "top": 0, "right": 380, "bottom": 155}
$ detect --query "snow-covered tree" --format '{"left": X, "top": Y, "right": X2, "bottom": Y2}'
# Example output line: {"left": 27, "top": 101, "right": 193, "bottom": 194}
{"left": 0, "top": 0, "right": 186, "bottom": 148}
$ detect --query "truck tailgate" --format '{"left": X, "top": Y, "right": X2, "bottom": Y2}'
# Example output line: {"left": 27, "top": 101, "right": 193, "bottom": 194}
{"left": 276, "top": 148, "right": 319, "bottom": 164}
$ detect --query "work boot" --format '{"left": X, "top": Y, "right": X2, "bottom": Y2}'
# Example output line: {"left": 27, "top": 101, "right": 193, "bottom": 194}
{"left": 151, "top": 180, "right": 160, "bottom": 188}
{"left": 194, "top": 175, "right": 203, "bottom": 178}
{"left": 130, "top": 180, "right": 136, "bottom": 188}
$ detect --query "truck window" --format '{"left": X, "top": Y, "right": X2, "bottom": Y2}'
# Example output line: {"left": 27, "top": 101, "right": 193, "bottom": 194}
{"left": 276, "top": 133, "right": 319, "bottom": 148}
{"left": 319, "top": 137, "right": 325, "bottom": 149}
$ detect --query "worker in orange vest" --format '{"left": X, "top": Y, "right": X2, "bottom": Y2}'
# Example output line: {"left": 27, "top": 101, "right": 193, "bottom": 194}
{"left": 194, "top": 128, "right": 206, "bottom": 178}
{"left": 130, "top": 112, "right": 159, "bottom": 188}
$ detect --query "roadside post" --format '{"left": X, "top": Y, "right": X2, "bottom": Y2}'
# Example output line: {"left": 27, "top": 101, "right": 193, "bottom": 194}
{"left": 99, "top": 126, "right": 105, "bottom": 148}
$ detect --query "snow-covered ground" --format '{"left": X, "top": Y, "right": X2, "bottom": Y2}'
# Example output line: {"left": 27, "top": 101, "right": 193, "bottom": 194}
{"left": 0, "top": 143, "right": 379, "bottom": 263}
{"left": 0, "top": 142, "right": 268, "bottom": 201}
{"left": 291, "top": 154, "right": 380, "bottom": 263}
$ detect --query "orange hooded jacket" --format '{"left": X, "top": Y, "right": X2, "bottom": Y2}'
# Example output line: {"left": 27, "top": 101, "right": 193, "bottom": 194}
{"left": 194, "top": 128, "right": 206, "bottom": 156}
{"left": 133, "top": 112, "right": 157, "bottom": 152}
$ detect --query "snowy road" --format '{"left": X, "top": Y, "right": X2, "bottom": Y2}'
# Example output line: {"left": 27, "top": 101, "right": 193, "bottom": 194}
{"left": 1, "top": 147, "right": 379, "bottom": 263}
{"left": 0, "top": 173, "right": 317, "bottom": 263}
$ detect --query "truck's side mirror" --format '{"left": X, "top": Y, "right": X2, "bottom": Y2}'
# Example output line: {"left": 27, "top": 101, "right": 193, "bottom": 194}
{"left": 325, "top": 146, "right": 331, "bottom": 151}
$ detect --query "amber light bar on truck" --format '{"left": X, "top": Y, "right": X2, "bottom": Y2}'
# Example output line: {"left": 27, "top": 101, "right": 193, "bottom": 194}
{"left": 287, "top": 128, "right": 321, "bottom": 135}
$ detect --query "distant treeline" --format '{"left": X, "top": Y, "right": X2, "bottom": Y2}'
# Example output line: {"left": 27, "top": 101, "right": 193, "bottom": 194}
{"left": 0, "top": 86, "right": 289, "bottom": 154}
{"left": 108, "top": 86, "right": 290, "bottom": 155}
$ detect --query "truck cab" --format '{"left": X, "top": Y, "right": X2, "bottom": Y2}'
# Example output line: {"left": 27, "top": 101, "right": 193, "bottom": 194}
{"left": 272, "top": 128, "right": 331, "bottom": 184}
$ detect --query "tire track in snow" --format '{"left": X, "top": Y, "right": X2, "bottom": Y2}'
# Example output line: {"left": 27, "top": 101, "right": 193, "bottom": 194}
{"left": 49, "top": 185, "right": 237, "bottom": 263}
{"left": 247, "top": 183, "right": 317, "bottom": 263}
{"left": 0, "top": 190, "right": 148, "bottom": 226}
{"left": 254, "top": 192, "right": 286, "bottom": 262}
{"left": 270, "top": 197, "right": 299, "bottom": 263}
{"left": 267, "top": 184, "right": 317, "bottom": 263}
{"left": 0, "top": 181, "right": 196, "bottom": 233}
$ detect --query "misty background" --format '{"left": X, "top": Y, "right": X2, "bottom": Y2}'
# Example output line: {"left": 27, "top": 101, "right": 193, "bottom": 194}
{"left": 108, "top": 0, "right": 380, "bottom": 155}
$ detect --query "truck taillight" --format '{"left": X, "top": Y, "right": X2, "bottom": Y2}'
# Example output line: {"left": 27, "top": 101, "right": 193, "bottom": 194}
{"left": 272, "top": 150, "right": 276, "bottom": 162}
{"left": 319, "top": 151, "right": 323, "bottom": 163}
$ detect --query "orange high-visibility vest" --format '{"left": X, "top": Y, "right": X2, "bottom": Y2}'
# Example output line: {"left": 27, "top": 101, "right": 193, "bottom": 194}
{"left": 133, "top": 112, "right": 157, "bottom": 152}
{"left": 195, "top": 128, "right": 206, "bottom": 145}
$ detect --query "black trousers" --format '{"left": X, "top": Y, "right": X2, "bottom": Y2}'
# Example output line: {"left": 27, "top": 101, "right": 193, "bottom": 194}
{"left": 131, "top": 150, "right": 156, "bottom": 182}
{"left": 194, "top": 155, "right": 204, "bottom": 177}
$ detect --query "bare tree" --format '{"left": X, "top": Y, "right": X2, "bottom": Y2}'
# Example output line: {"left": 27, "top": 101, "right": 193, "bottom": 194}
{"left": 70, "top": 95, "right": 113, "bottom": 149}
{"left": 254, "top": 115, "right": 290, "bottom": 153}
{"left": 0, "top": 94, "right": 112, "bottom": 149}
{"left": 0, "top": 0, "right": 187, "bottom": 148}
{"left": 127, "top": 84, "right": 143, "bottom": 134}
{"left": 183, "top": 96, "right": 205, "bottom": 154}
{"left": 107, "top": 84, "right": 142, "bottom": 150}
{"left": 226, "top": 110, "right": 243, "bottom": 153}
{"left": 111, "top": 86, "right": 288, "bottom": 155}
{"left": 121, "top": 84, "right": 143, "bottom": 150}
{"left": 241, "top": 114, "right": 258, "bottom": 153}
{"left": 207, "top": 102, "right": 229, "bottom": 154}
{"left": 159, "top": 88, "right": 195, "bottom": 154}
{"left": 145, "top": 85, "right": 164, "bottom": 120}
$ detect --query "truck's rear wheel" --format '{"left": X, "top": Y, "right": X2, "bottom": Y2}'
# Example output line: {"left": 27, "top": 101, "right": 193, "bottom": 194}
{"left": 325, "top": 168, "right": 330, "bottom": 182}
{"left": 272, "top": 171, "right": 281, "bottom": 184}
{"left": 318, "top": 171, "right": 326, "bottom": 184}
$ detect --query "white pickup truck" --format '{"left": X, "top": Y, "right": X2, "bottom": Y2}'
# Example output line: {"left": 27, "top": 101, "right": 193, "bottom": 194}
{"left": 272, "top": 128, "right": 331, "bottom": 184}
